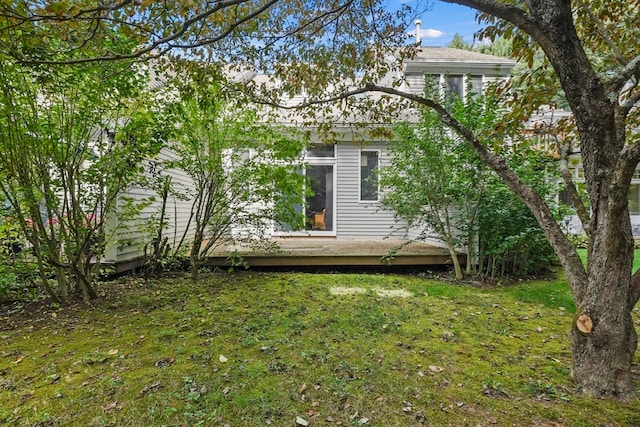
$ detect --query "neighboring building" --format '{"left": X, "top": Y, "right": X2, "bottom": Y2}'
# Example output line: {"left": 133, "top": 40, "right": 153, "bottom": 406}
{"left": 561, "top": 160, "right": 640, "bottom": 237}
{"left": 525, "top": 107, "right": 640, "bottom": 237}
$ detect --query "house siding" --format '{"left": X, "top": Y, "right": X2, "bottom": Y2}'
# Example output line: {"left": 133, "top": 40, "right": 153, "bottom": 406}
{"left": 334, "top": 142, "right": 408, "bottom": 238}
{"left": 404, "top": 72, "right": 426, "bottom": 95}
{"left": 106, "top": 148, "right": 196, "bottom": 263}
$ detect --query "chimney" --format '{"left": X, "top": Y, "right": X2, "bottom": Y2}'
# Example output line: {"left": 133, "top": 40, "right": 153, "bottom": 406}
{"left": 415, "top": 19, "right": 422, "bottom": 46}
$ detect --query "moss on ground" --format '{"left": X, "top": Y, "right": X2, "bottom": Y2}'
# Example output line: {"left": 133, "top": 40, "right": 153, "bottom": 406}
{"left": 1, "top": 272, "right": 639, "bottom": 426}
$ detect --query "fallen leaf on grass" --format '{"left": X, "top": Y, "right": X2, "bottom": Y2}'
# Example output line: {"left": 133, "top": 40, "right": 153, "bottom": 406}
{"left": 47, "top": 374, "right": 60, "bottom": 384}
{"left": 428, "top": 365, "right": 443, "bottom": 373}
{"left": 140, "top": 382, "right": 163, "bottom": 395}
{"left": 12, "top": 357, "right": 24, "bottom": 364}
{"left": 107, "top": 349, "right": 119, "bottom": 356}
{"left": 102, "top": 401, "right": 118, "bottom": 411}
{"left": 222, "top": 386, "right": 230, "bottom": 395}
{"left": 155, "top": 357, "right": 175, "bottom": 368}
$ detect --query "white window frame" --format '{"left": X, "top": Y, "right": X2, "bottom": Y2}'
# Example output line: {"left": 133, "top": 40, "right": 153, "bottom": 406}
{"left": 271, "top": 147, "right": 337, "bottom": 237}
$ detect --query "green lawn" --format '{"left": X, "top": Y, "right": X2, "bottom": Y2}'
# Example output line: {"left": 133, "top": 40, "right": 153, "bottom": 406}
{"left": 577, "top": 248, "right": 640, "bottom": 272}
{"left": 1, "top": 272, "right": 639, "bottom": 426}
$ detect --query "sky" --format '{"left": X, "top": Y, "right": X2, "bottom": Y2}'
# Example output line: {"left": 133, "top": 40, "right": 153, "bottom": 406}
{"left": 407, "top": 2, "right": 484, "bottom": 47}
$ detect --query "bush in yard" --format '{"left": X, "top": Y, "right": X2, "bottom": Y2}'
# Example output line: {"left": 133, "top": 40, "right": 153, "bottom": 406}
{"left": 0, "top": 29, "right": 162, "bottom": 303}
{"left": 475, "top": 150, "right": 558, "bottom": 278}
{"left": 382, "top": 81, "right": 558, "bottom": 279}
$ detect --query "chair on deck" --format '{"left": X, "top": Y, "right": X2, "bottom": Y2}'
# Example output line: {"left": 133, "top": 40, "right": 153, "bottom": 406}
{"left": 312, "top": 209, "right": 326, "bottom": 231}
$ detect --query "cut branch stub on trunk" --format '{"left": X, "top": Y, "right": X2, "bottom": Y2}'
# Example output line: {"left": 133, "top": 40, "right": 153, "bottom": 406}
{"left": 576, "top": 313, "right": 593, "bottom": 334}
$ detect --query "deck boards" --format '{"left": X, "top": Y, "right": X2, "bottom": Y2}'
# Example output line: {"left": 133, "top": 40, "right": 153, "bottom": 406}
{"left": 205, "top": 238, "right": 462, "bottom": 267}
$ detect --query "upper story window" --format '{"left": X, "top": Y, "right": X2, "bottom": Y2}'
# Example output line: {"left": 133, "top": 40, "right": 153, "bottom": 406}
{"left": 360, "top": 150, "right": 379, "bottom": 201}
{"left": 425, "top": 73, "right": 484, "bottom": 101}
{"left": 469, "top": 75, "right": 483, "bottom": 98}
{"left": 446, "top": 75, "right": 464, "bottom": 100}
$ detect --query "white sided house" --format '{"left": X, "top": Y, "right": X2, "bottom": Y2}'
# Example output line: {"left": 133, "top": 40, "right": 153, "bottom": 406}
{"left": 108, "top": 47, "right": 516, "bottom": 270}
{"left": 232, "top": 47, "right": 517, "bottom": 257}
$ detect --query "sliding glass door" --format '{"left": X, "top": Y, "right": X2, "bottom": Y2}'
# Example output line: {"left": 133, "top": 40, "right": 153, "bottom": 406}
{"left": 305, "top": 164, "right": 334, "bottom": 232}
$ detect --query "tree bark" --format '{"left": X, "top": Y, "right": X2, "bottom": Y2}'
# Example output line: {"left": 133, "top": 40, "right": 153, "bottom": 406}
{"left": 572, "top": 305, "right": 637, "bottom": 398}
{"left": 190, "top": 227, "right": 204, "bottom": 281}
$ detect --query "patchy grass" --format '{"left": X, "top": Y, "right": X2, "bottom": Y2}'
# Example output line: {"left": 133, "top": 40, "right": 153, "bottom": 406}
{"left": 1, "top": 272, "right": 640, "bottom": 427}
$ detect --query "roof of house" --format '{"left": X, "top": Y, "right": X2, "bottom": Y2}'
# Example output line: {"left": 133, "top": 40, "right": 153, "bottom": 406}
{"left": 413, "top": 47, "right": 514, "bottom": 62}
{"left": 404, "top": 47, "right": 516, "bottom": 74}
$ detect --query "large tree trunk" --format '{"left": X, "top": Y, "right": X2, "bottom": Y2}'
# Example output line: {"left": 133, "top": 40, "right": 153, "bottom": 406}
{"left": 572, "top": 309, "right": 637, "bottom": 398}
{"left": 570, "top": 200, "right": 638, "bottom": 398}
{"left": 572, "top": 274, "right": 637, "bottom": 399}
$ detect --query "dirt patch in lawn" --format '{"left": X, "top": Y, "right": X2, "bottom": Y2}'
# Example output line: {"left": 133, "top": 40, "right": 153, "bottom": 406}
{"left": 329, "top": 286, "right": 413, "bottom": 297}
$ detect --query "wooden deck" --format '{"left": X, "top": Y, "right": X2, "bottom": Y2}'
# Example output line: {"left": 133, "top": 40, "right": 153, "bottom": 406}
{"left": 205, "top": 238, "right": 463, "bottom": 267}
